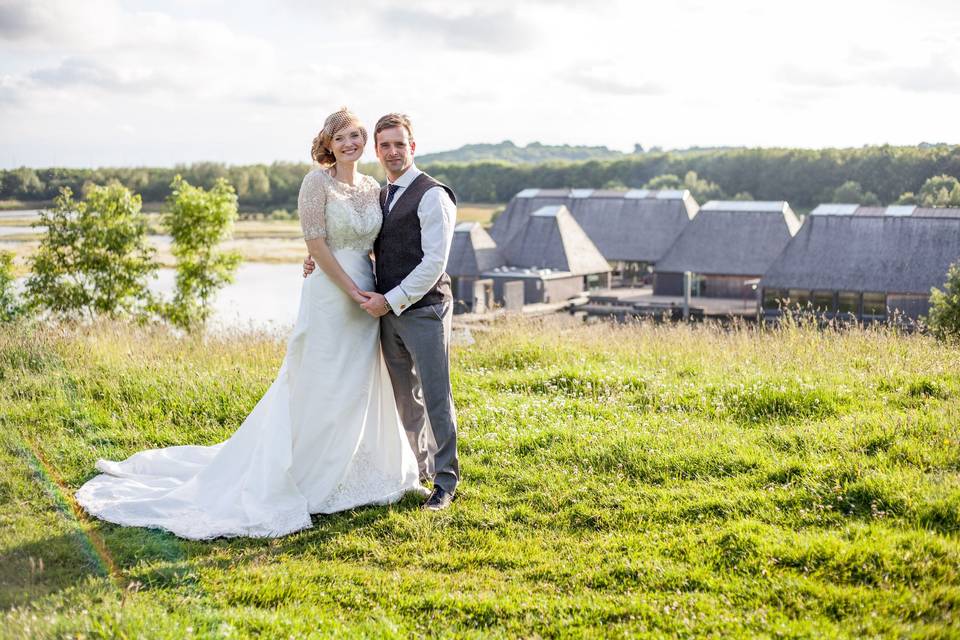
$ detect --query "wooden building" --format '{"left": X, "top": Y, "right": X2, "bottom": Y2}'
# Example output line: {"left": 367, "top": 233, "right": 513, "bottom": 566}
{"left": 448, "top": 222, "right": 505, "bottom": 312}
{"left": 761, "top": 208, "right": 960, "bottom": 322}
{"left": 446, "top": 205, "right": 611, "bottom": 310}
{"left": 490, "top": 188, "right": 698, "bottom": 285}
{"left": 653, "top": 200, "right": 801, "bottom": 297}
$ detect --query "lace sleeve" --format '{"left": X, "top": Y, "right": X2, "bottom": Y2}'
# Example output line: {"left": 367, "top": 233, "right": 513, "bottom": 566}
{"left": 297, "top": 170, "right": 327, "bottom": 240}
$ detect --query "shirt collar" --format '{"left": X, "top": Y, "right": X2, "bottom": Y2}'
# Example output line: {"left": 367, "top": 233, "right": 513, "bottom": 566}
{"left": 389, "top": 163, "right": 421, "bottom": 189}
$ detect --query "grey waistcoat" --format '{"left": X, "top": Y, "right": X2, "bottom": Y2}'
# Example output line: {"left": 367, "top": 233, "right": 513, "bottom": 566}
{"left": 374, "top": 172, "right": 457, "bottom": 311}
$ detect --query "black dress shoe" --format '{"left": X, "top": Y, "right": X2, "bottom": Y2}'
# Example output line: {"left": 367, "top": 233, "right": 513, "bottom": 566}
{"left": 422, "top": 486, "right": 454, "bottom": 511}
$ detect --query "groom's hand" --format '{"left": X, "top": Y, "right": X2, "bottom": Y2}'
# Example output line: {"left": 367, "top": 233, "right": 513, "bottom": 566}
{"left": 302, "top": 255, "right": 316, "bottom": 278}
{"left": 359, "top": 291, "right": 390, "bottom": 318}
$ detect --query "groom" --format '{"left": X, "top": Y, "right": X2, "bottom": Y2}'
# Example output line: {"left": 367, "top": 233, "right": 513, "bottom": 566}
{"left": 303, "top": 113, "right": 459, "bottom": 511}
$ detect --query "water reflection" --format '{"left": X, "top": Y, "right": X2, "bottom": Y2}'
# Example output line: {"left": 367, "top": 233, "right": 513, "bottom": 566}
{"left": 0, "top": 226, "right": 45, "bottom": 236}
{"left": 150, "top": 262, "right": 305, "bottom": 331}
{"left": 0, "top": 210, "right": 41, "bottom": 220}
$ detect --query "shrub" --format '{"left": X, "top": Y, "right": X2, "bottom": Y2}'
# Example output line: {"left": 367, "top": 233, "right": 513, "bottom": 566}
{"left": 161, "top": 176, "right": 241, "bottom": 331}
{"left": 25, "top": 184, "right": 157, "bottom": 320}
{"left": 928, "top": 261, "right": 960, "bottom": 340}
{"left": 0, "top": 250, "right": 24, "bottom": 323}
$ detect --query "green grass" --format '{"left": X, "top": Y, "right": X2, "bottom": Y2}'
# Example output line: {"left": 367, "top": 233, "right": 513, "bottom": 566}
{"left": 1, "top": 317, "right": 958, "bottom": 638}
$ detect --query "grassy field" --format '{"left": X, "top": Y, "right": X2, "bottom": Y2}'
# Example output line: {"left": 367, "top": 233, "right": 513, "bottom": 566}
{"left": 0, "top": 317, "right": 958, "bottom": 638}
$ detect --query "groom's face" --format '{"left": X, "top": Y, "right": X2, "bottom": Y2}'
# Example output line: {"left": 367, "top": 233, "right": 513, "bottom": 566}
{"left": 376, "top": 126, "right": 416, "bottom": 178}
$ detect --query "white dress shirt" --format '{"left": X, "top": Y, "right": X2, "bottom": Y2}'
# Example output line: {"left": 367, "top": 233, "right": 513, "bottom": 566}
{"left": 382, "top": 164, "right": 457, "bottom": 315}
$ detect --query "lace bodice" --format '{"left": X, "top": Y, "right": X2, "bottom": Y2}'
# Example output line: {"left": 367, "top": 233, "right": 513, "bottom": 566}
{"left": 297, "top": 169, "right": 383, "bottom": 252}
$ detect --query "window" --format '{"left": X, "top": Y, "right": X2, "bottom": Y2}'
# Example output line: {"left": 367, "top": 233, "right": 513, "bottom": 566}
{"left": 837, "top": 291, "right": 859, "bottom": 314}
{"left": 762, "top": 288, "right": 787, "bottom": 310}
{"left": 812, "top": 291, "right": 835, "bottom": 312}
{"left": 787, "top": 289, "right": 810, "bottom": 309}
{"left": 862, "top": 292, "right": 886, "bottom": 317}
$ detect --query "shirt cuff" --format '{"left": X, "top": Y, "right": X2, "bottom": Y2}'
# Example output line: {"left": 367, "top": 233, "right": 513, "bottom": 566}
{"left": 384, "top": 286, "right": 412, "bottom": 316}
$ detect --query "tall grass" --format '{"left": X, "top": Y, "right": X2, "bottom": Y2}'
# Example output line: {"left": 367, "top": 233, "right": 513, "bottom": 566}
{"left": 1, "top": 317, "right": 958, "bottom": 638}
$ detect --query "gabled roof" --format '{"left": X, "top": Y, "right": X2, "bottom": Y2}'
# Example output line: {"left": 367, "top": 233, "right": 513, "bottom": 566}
{"left": 490, "top": 189, "right": 698, "bottom": 263}
{"left": 448, "top": 222, "right": 505, "bottom": 277}
{"left": 761, "top": 215, "right": 960, "bottom": 294}
{"left": 500, "top": 205, "right": 610, "bottom": 276}
{"left": 654, "top": 201, "right": 800, "bottom": 276}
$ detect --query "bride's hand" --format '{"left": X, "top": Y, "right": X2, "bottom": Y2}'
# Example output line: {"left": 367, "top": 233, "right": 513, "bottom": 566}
{"left": 350, "top": 288, "right": 370, "bottom": 304}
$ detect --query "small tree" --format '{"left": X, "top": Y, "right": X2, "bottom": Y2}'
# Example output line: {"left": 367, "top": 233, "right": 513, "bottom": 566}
{"left": 928, "top": 262, "right": 960, "bottom": 340}
{"left": 162, "top": 176, "right": 241, "bottom": 331}
{"left": 644, "top": 173, "right": 683, "bottom": 190}
{"left": 0, "top": 250, "right": 25, "bottom": 323}
{"left": 831, "top": 180, "right": 880, "bottom": 206}
{"left": 895, "top": 191, "right": 917, "bottom": 205}
{"left": 25, "top": 184, "right": 157, "bottom": 320}
{"left": 917, "top": 174, "right": 960, "bottom": 207}
{"left": 644, "top": 171, "right": 724, "bottom": 202}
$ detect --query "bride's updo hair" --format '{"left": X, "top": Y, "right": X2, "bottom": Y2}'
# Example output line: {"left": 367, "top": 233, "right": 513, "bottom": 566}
{"left": 311, "top": 107, "right": 368, "bottom": 167}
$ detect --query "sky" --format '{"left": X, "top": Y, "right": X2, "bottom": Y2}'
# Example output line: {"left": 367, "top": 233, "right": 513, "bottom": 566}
{"left": 2, "top": 0, "right": 960, "bottom": 168}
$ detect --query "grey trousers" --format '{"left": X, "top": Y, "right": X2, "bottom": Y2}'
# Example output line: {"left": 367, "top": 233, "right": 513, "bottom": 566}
{"left": 380, "top": 300, "right": 459, "bottom": 494}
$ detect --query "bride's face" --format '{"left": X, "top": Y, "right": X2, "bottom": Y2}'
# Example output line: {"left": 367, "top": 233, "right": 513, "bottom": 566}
{"left": 330, "top": 125, "right": 365, "bottom": 163}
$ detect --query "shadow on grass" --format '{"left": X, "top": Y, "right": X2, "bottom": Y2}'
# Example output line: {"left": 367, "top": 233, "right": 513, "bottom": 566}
{"left": 3, "top": 492, "right": 425, "bottom": 608}
{"left": 0, "top": 531, "right": 108, "bottom": 609}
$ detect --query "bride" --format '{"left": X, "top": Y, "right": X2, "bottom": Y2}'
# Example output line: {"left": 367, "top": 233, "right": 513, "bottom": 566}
{"left": 75, "top": 108, "right": 428, "bottom": 540}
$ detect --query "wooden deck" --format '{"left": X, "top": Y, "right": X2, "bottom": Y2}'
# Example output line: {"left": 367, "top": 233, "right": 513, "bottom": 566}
{"left": 574, "top": 287, "right": 759, "bottom": 321}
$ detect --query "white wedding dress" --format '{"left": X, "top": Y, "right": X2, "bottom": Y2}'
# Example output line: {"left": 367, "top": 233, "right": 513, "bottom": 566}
{"left": 76, "top": 169, "right": 426, "bottom": 540}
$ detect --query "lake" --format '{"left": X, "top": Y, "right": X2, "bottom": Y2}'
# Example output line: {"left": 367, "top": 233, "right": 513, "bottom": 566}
{"left": 0, "top": 210, "right": 42, "bottom": 220}
{"left": 150, "top": 262, "right": 305, "bottom": 331}
{"left": 11, "top": 262, "right": 306, "bottom": 331}
{"left": 0, "top": 225, "right": 44, "bottom": 236}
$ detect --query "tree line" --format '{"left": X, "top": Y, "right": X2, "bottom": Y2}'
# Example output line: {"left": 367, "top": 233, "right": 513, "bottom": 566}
{"left": 2, "top": 144, "right": 959, "bottom": 210}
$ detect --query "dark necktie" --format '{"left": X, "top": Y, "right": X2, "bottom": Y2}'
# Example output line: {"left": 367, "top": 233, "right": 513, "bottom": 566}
{"left": 384, "top": 184, "right": 401, "bottom": 214}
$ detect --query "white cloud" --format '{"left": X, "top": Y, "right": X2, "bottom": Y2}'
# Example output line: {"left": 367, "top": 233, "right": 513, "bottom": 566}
{"left": 1, "top": 0, "right": 960, "bottom": 167}
{"left": 378, "top": 6, "right": 534, "bottom": 53}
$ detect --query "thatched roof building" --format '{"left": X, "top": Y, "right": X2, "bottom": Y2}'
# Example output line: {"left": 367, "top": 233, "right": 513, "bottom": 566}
{"left": 490, "top": 188, "right": 698, "bottom": 265}
{"left": 500, "top": 205, "right": 611, "bottom": 276}
{"left": 448, "top": 222, "right": 505, "bottom": 277}
{"left": 447, "top": 207, "right": 611, "bottom": 311}
{"left": 762, "top": 215, "right": 960, "bottom": 296}
{"left": 654, "top": 201, "right": 801, "bottom": 277}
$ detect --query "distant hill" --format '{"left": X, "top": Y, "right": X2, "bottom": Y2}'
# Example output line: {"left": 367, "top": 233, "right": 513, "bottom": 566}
{"left": 417, "top": 141, "right": 630, "bottom": 164}
{"left": 416, "top": 141, "right": 753, "bottom": 164}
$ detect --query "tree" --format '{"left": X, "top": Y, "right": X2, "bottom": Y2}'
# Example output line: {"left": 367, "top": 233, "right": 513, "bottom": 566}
{"left": 928, "top": 262, "right": 960, "bottom": 340}
{"left": 643, "top": 171, "right": 724, "bottom": 202}
{"left": 162, "top": 176, "right": 241, "bottom": 331}
{"left": 0, "top": 250, "right": 24, "bottom": 323}
{"left": 644, "top": 173, "right": 683, "bottom": 190}
{"left": 916, "top": 174, "right": 960, "bottom": 207}
{"left": 732, "top": 191, "right": 754, "bottom": 201}
{"left": 3, "top": 167, "right": 44, "bottom": 199}
{"left": 682, "top": 171, "right": 724, "bottom": 202}
{"left": 895, "top": 191, "right": 917, "bottom": 205}
{"left": 25, "top": 185, "right": 157, "bottom": 320}
{"left": 830, "top": 180, "right": 881, "bottom": 205}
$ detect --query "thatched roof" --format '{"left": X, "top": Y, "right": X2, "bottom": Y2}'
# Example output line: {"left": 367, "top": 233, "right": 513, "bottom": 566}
{"left": 500, "top": 205, "right": 610, "bottom": 276}
{"left": 761, "top": 215, "right": 960, "bottom": 294}
{"left": 654, "top": 201, "right": 801, "bottom": 276}
{"left": 490, "top": 189, "right": 698, "bottom": 263}
{"left": 448, "top": 222, "right": 505, "bottom": 277}
{"left": 811, "top": 203, "right": 960, "bottom": 219}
